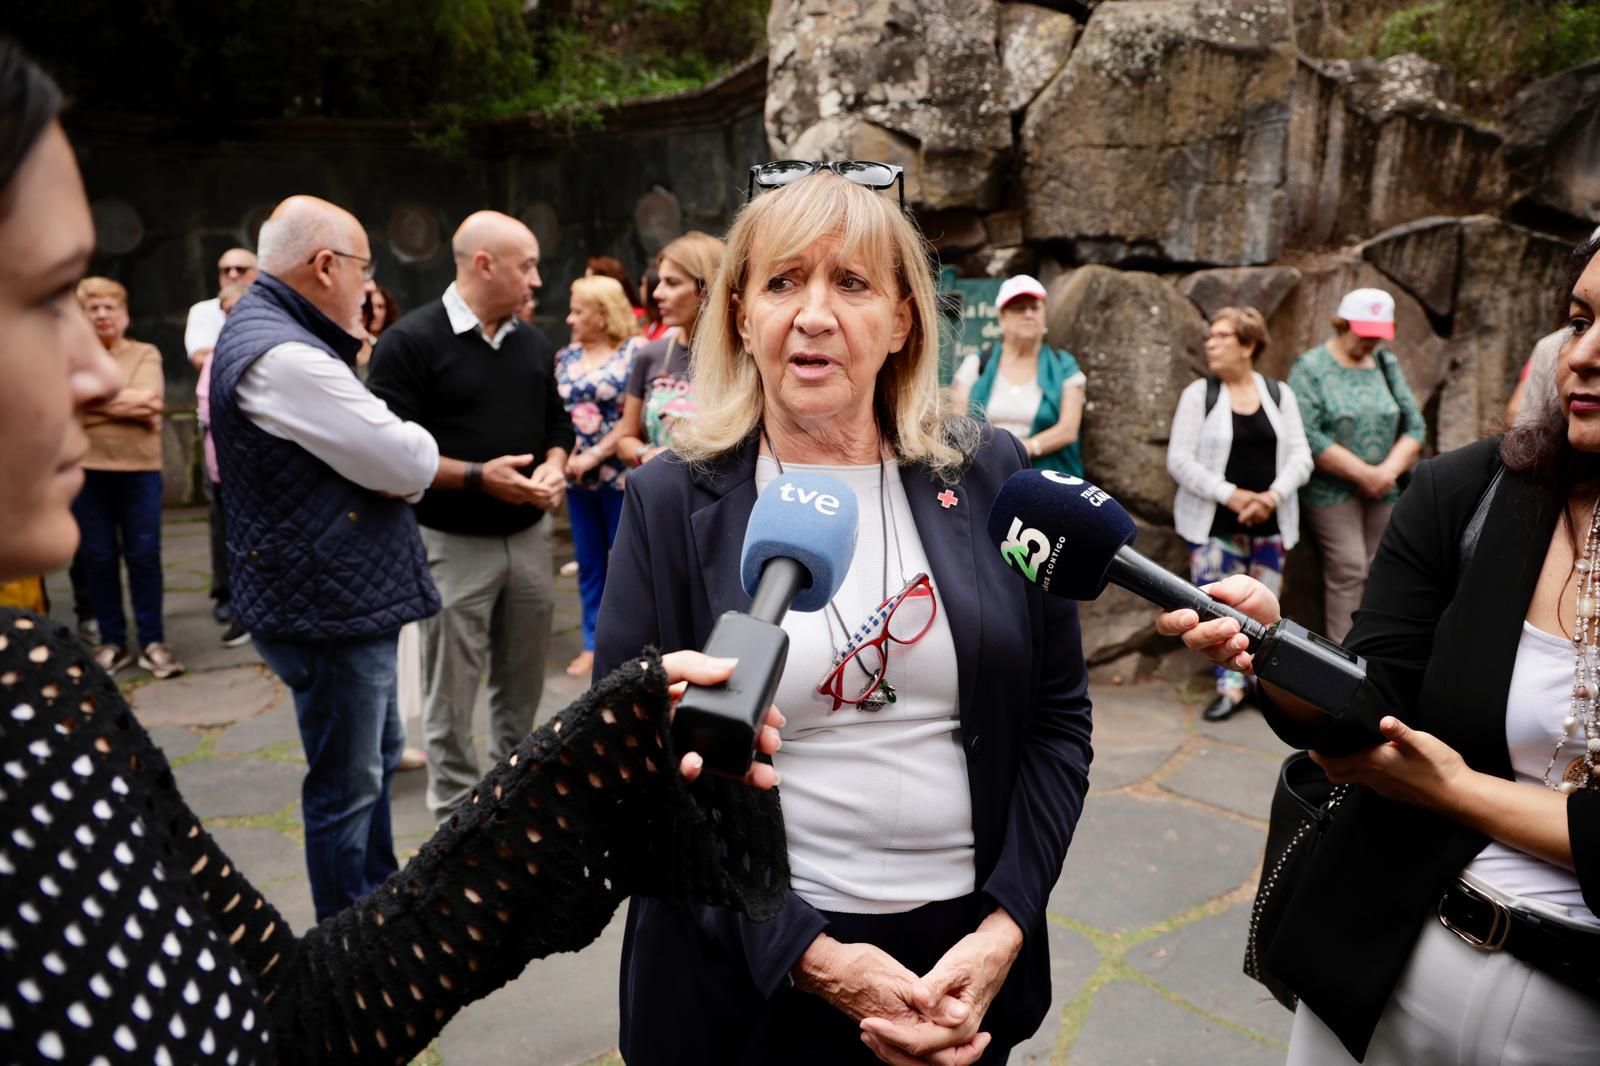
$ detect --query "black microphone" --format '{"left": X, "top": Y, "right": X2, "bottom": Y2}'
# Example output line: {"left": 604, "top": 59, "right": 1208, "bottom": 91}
{"left": 985, "top": 470, "right": 1367, "bottom": 716}
{"left": 671, "top": 473, "right": 859, "bottom": 778}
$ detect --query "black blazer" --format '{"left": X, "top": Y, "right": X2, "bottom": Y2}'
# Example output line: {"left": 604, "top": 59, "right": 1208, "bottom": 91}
{"left": 594, "top": 429, "right": 1095, "bottom": 1061}
{"left": 1264, "top": 437, "right": 1600, "bottom": 1059}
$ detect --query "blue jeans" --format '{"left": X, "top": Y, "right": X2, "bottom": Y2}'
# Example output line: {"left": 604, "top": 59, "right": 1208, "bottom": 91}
{"left": 567, "top": 486, "right": 625, "bottom": 652}
{"left": 253, "top": 631, "right": 403, "bottom": 921}
{"left": 71, "top": 469, "right": 165, "bottom": 647}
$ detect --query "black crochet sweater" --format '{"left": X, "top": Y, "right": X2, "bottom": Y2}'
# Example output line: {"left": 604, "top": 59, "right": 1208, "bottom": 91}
{"left": 0, "top": 609, "right": 786, "bottom": 1063}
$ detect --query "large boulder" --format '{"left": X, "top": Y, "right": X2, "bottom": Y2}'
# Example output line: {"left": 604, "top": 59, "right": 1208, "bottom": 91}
{"left": 1046, "top": 265, "right": 1207, "bottom": 521}
{"left": 1176, "top": 266, "right": 1302, "bottom": 322}
{"left": 1435, "top": 217, "right": 1575, "bottom": 451}
{"left": 1356, "top": 216, "right": 1461, "bottom": 321}
{"left": 1263, "top": 255, "right": 1447, "bottom": 418}
{"left": 1286, "top": 56, "right": 1504, "bottom": 247}
{"left": 1077, "top": 515, "right": 1188, "bottom": 665}
{"left": 998, "top": 2, "right": 1080, "bottom": 113}
{"left": 766, "top": 0, "right": 1012, "bottom": 210}
{"left": 1503, "top": 59, "right": 1600, "bottom": 224}
{"left": 1021, "top": 0, "right": 1294, "bottom": 266}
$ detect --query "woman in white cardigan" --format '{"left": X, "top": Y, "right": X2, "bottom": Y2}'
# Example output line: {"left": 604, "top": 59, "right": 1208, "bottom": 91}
{"left": 1167, "top": 306, "right": 1313, "bottom": 721}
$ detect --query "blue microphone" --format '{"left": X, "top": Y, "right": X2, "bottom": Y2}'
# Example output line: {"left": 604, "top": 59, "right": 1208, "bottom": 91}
{"left": 673, "top": 473, "right": 858, "bottom": 777}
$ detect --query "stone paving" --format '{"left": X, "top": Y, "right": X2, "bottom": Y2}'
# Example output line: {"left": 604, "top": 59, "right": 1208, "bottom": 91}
{"left": 50, "top": 509, "right": 1299, "bottom": 1065}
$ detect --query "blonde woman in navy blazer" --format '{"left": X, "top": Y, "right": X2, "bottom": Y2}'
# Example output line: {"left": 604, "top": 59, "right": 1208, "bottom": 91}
{"left": 595, "top": 168, "right": 1095, "bottom": 1064}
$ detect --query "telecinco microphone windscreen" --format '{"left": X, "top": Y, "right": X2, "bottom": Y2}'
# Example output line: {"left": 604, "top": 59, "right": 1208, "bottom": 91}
{"left": 985, "top": 469, "right": 1137, "bottom": 599}
{"left": 740, "top": 472, "right": 860, "bottom": 612}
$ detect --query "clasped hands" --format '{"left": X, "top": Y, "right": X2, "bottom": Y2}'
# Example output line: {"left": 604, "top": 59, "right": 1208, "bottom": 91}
{"left": 479, "top": 452, "right": 567, "bottom": 511}
{"left": 1155, "top": 574, "right": 1473, "bottom": 815}
{"left": 1225, "top": 488, "right": 1277, "bottom": 527}
{"left": 794, "top": 909, "right": 1023, "bottom": 1066}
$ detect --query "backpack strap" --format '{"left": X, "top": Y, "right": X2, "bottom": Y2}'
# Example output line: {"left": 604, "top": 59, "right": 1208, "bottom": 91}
{"left": 1207, "top": 374, "right": 1280, "bottom": 413}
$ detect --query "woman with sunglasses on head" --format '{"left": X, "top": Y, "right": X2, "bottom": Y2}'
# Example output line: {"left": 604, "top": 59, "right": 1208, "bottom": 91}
{"left": 614, "top": 230, "right": 726, "bottom": 469}
{"left": 595, "top": 161, "right": 1095, "bottom": 1065}
{"left": 0, "top": 44, "right": 786, "bottom": 1065}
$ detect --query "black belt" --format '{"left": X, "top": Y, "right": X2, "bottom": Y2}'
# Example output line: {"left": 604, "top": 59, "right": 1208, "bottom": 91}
{"left": 1437, "top": 878, "right": 1600, "bottom": 1002}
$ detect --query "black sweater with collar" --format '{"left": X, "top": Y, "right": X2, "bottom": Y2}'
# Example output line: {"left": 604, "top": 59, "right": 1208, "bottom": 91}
{"left": 369, "top": 302, "right": 576, "bottom": 536}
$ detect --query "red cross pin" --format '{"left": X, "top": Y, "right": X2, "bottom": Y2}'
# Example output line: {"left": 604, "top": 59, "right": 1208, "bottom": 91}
{"left": 937, "top": 489, "right": 959, "bottom": 509}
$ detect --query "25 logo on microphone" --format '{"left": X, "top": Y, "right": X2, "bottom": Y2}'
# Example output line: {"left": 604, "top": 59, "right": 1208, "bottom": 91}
{"left": 1000, "top": 518, "right": 1051, "bottom": 582}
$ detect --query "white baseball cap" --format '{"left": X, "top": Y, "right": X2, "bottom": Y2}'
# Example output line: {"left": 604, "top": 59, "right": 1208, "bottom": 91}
{"left": 1335, "top": 287, "right": 1396, "bottom": 340}
{"left": 997, "top": 274, "right": 1047, "bottom": 310}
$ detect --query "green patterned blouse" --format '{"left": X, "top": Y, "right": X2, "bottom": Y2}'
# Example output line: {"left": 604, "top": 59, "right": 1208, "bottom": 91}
{"left": 1287, "top": 343, "right": 1427, "bottom": 508}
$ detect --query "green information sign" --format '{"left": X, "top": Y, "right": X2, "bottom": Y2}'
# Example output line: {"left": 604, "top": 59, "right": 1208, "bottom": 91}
{"left": 935, "top": 275, "right": 1004, "bottom": 386}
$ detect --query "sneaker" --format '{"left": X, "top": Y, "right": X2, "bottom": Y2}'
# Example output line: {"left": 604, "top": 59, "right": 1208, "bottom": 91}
{"left": 212, "top": 601, "right": 233, "bottom": 625}
{"left": 76, "top": 618, "right": 100, "bottom": 645}
{"left": 138, "top": 642, "right": 186, "bottom": 680}
{"left": 219, "top": 621, "right": 251, "bottom": 648}
{"left": 92, "top": 643, "right": 134, "bottom": 674}
{"left": 559, "top": 560, "right": 580, "bottom": 577}
{"left": 398, "top": 747, "right": 428, "bottom": 772}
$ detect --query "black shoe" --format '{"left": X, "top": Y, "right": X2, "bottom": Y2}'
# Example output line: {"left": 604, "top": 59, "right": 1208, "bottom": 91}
{"left": 1202, "top": 693, "right": 1243, "bottom": 722}
{"left": 212, "top": 601, "right": 233, "bottom": 624}
{"left": 220, "top": 621, "right": 250, "bottom": 648}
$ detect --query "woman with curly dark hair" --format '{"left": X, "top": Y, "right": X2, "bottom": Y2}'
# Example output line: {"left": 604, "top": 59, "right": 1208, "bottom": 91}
{"left": 1161, "top": 233, "right": 1600, "bottom": 1063}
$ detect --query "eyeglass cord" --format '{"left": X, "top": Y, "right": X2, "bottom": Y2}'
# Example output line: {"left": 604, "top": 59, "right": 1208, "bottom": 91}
{"left": 760, "top": 425, "right": 903, "bottom": 699}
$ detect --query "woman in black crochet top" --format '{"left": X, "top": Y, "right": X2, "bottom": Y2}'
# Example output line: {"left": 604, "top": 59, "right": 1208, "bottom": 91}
{"left": 0, "top": 44, "right": 786, "bottom": 1064}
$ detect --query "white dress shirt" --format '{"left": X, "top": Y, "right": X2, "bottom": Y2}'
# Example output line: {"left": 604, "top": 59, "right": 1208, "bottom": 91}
{"left": 184, "top": 298, "right": 226, "bottom": 360}
{"left": 235, "top": 341, "right": 440, "bottom": 502}
{"left": 442, "top": 282, "right": 517, "bottom": 350}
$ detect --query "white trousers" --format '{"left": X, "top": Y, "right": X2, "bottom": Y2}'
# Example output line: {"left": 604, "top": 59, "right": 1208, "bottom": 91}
{"left": 1287, "top": 917, "right": 1600, "bottom": 1065}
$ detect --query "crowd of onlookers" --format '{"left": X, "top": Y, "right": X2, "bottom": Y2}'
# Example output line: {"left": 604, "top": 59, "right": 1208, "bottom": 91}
{"left": 36, "top": 237, "right": 1437, "bottom": 742}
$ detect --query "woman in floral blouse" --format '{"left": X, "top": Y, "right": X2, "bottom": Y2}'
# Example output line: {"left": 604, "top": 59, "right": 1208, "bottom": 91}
{"left": 1288, "top": 287, "right": 1426, "bottom": 642}
{"left": 557, "top": 275, "right": 639, "bottom": 678}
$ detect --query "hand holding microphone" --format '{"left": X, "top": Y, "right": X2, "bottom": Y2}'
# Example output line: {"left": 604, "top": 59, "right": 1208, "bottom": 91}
{"left": 672, "top": 473, "right": 858, "bottom": 778}
{"left": 985, "top": 469, "right": 1368, "bottom": 721}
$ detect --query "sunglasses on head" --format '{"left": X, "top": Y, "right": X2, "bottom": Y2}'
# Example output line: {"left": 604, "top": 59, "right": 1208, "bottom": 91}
{"left": 746, "top": 160, "right": 906, "bottom": 210}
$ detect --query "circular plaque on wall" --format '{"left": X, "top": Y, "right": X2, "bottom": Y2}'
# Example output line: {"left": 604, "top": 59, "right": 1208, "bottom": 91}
{"left": 520, "top": 201, "right": 561, "bottom": 258}
{"left": 389, "top": 204, "right": 444, "bottom": 264}
{"left": 91, "top": 199, "right": 143, "bottom": 256}
{"left": 634, "top": 187, "right": 683, "bottom": 255}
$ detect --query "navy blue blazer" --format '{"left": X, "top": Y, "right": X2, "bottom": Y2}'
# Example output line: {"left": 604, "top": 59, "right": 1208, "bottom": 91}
{"left": 594, "top": 427, "right": 1095, "bottom": 1056}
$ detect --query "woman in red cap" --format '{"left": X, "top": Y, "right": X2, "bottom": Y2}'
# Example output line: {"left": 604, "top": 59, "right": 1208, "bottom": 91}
{"left": 1288, "top": 287, "right": 1426, "bottom": 642}
{"left": 952, "top": 274, "right": 1086, "bottom": 476}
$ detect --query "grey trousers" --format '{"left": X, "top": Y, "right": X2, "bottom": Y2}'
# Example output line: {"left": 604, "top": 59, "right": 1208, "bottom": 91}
{"left": 418, "top": 521, "right": 553, "bottom": 822}
{"left": 1287, "top": 917, "right": 1600, "bottom": 1064}
{"left": 1303, "top": 497, "right": 1393, "bottom": 644}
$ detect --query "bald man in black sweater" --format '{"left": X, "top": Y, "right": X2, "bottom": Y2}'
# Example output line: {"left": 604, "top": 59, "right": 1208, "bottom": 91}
{"left": 369, "top": 211, "right": 574, "bottom": 824}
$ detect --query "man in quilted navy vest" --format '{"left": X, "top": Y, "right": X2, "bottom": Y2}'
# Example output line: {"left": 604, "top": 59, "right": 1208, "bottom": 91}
{"left": 208, "top": 195, "right": 445, "bottom": 920}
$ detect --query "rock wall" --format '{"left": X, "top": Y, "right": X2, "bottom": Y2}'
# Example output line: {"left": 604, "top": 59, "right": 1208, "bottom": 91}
{"left": 765, "top": 0, "right": 1597, "bottom": 663}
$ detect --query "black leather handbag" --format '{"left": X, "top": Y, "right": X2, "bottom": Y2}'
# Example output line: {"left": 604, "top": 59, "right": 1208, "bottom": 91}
{"left": 1243, "top": 752, "right": 1349, "bottom": 1010}
{"left": 1243, "top": 461, "right": 1505, "bottom": 1010}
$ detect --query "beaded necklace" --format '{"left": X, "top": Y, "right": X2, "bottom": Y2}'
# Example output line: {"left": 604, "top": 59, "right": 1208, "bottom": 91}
{"left": 1546, "top": 500, "right": 1600, "bottom": 794}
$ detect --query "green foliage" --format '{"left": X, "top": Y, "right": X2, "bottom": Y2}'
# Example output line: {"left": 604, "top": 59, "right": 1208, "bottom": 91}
{"left": 5, "top": 0, "right": 768, "bottom": 123}
{"left": 1354, "top": 0, "right": 1600, "bottom": 86}
{"left": 511, "top": 0, "right": 768, "bottom": 128}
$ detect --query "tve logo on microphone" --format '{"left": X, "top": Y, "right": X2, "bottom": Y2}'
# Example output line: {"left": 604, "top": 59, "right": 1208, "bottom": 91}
{"left": 777, "top": 481, "right": 844, "bottom": 516}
